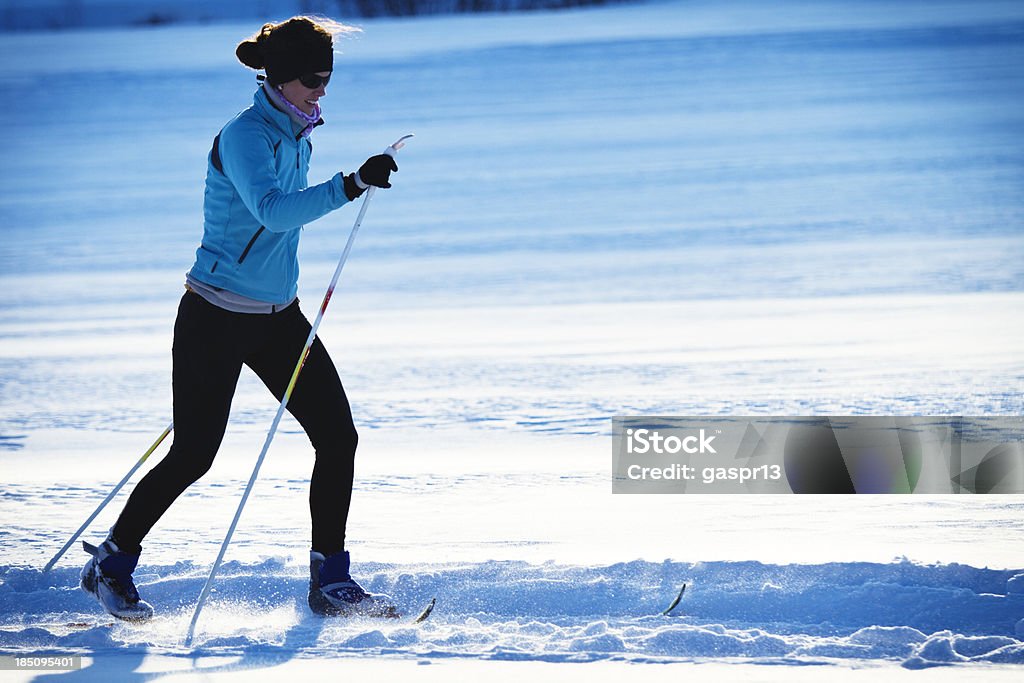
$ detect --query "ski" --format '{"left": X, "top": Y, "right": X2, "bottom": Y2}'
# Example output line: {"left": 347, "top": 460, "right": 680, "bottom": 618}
{"left": 46, "top": 599, "right": 433, "bottom": 634}
{"left": 413, "top": 597, "right": 436, "bottom": 623}
{"left": 318, "top": 597, "right": 436, "bottom": 622}
{"left": 0, "top": 620, "right": 117, "bottom": 632}
{"left": 22, "top": 599, "right": 433, "bottom": 636}
{"left": 660, "top": 583, "right": 687, "bottom": 616}
{"left": 63, "top": 620, "right": 115, "bottom": 629}
{"left": 342, "top": 597, "right": 435, "bottom": 623}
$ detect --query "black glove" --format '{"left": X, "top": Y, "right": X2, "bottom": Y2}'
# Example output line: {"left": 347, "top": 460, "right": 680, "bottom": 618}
{"left": 358, "top": 154, "right": 398, "bottom": 189}
{"left": 343, "top": 154, "right": 398, "bottom": 201}
{"left": 343, "top": 173, "right": 365, "bottom": 201}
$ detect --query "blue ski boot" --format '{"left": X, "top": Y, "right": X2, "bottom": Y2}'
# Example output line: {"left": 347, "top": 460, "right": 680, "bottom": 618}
{"left": 308, "top": 550, "right": 398, "bottom": 618}
{"left": 80, "top": 539, "right": 153, "bottom": 622}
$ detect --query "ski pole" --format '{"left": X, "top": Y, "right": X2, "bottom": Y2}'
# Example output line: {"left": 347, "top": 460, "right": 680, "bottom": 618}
{"left": 184, "top": 134, "right": 413, "bottom": 647}
{"left": 43, "top": 421, "right": 174, "bottom": 572}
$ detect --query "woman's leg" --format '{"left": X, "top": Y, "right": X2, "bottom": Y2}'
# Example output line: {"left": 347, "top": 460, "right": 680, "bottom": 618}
{"left": 110, "top": 292, "right": 245, "bottom": 553}
{"left": 245, "top": 303, "right": 358, "bottom": 557}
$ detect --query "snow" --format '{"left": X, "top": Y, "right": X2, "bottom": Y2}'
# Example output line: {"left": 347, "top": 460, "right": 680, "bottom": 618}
{"left": 1, "top": 0, "right": 1024, "bottom": 680}
{"left": 3, "top": 558, "right": 1024, "bottom": 665}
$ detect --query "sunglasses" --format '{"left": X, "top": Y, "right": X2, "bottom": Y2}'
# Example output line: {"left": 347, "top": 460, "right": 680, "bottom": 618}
{"left": 298, "top": 73, "right": 331, "bottom": 89}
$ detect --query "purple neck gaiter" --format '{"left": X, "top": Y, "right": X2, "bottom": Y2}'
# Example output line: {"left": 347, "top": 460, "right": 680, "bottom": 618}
{"left": 263, "top": 82, "right": 321, "bottom": 138}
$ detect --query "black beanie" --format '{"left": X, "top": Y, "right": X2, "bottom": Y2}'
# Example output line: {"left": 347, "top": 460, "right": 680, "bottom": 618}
{"left": 236, "top": 18, "right": 334, "bottom": 86}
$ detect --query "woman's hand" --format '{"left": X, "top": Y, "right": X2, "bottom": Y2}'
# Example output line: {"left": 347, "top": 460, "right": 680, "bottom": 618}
{"left": 357, "top": 154, "right": 398, "bottom": 189}
{"left": 344, "top": 154, "right": 399, "bottom": 201}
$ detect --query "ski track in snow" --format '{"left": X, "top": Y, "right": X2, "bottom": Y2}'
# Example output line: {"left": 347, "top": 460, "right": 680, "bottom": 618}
{"left": 2, "top": 559, "right": 1023, "bottom": 669}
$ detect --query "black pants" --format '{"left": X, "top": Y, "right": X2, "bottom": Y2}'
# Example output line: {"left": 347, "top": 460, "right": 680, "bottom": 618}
{"left": 111, "top": 291, "right": 357, "bottom": 556}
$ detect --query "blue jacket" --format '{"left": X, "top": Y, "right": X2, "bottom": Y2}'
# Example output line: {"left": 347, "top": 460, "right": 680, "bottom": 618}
{"left": 188, "top": 88, "right": 350, "bottom": 303}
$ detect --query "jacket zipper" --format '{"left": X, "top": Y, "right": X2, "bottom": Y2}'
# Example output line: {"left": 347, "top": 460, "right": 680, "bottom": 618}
{"left": 237, "top": 226, "right": 265, "bottom": 264}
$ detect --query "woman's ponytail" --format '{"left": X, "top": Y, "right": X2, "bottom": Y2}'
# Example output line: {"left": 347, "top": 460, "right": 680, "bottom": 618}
{"left": 235, "top": 23, "right": 275, "bottom": 70}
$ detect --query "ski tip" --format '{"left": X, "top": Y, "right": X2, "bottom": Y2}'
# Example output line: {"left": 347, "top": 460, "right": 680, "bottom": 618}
{"left": 413, "top": 597, "right": 436, "bottom": 624}
{"left": 660, "top": 583, "right": 687, "bottom": 617}
{"left": 65, "top": 621, "right": 113, "bottom": 629}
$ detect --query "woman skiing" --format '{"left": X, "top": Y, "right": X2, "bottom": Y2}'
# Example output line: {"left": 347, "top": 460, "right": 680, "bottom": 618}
{"left": 79, "top": 16, "right": 398, "bottom": 620}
